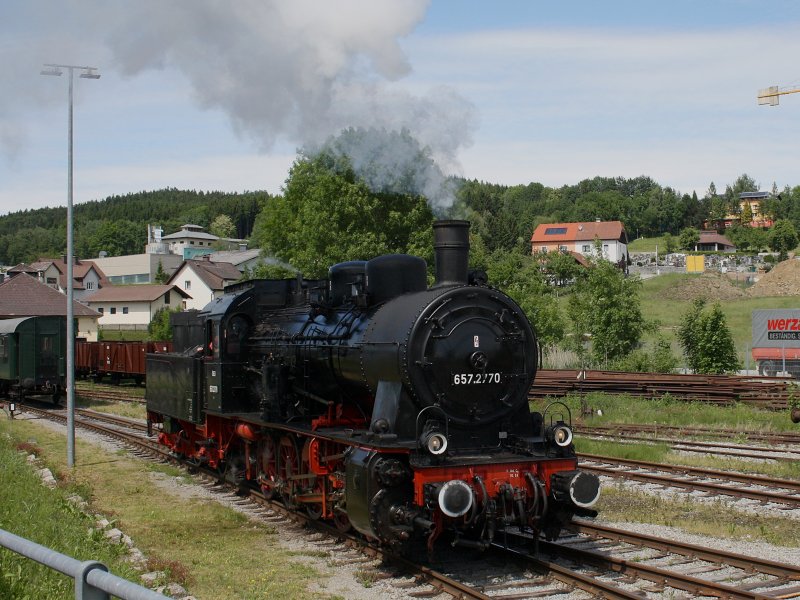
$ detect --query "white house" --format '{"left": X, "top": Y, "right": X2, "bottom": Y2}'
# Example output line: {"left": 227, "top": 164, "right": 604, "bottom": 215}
{"left": 167, "top": 259, "right": 243, "bottom": 311}
{"left": 531, "top": 220, "right": 629, "bottom": 267}
{"left": 83, "top": 284, "right": 190, "bottom": 331}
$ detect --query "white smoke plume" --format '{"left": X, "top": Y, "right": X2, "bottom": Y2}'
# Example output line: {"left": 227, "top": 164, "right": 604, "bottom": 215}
{"left": 3, "top": 0, "right": 476, "bottom": 210}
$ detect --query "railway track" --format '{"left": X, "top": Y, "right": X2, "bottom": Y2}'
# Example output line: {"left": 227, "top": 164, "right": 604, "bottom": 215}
{"left": 579, "top": 422, "right": 800, "bottom": 446}
{"left": 580, "top": 453, "right": 800, "bottom": 509}
{"left": 530, "top": 369, "right": 797, "bottom": 409}
{"left": 75, "top": 383, "right": 145, "bottom": 404}
{"left": 15, "top": 402, "right": 800, "bottom": 598}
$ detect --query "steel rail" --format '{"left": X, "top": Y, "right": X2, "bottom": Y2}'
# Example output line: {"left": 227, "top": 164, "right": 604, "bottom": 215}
{"left": 580, "top": 423, "right": 800, "bottom": 445}
{"left": 568, "top": 520, "right": 800, "bottom": 580}
{"left": 579, "top": 453, "right": 800, "bottom": 491}
{"left": 581, "top": 460, "right": 800, "bottom": 507}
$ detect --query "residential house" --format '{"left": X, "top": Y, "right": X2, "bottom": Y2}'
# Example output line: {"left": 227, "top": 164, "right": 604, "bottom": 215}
{"left": 27, "top": 257, "right": 110, "bottom": 302}
{"left": 705, "top": 191, "right": 775, "bottom": 230}
{"left": 530, "top": 220, "right": 629, "bottom": 268}
{"left": 167, "top": 258, "right": 243, "bottom": 310}
{"left": 83, "top": 285, "right": 190, "bottom": 331}
{"left": 0, "top": 273, "right": 101, "bottom": 340}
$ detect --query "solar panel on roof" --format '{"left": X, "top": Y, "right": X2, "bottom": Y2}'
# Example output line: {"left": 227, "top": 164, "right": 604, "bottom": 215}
{"left": 544, "top": 227, "right": 568, "bottom": 235}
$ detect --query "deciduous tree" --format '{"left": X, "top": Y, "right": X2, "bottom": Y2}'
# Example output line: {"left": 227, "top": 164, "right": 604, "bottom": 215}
{"left": 677, "top": 299, "right": 739, "bottom": 374}
{"left": 566, "top": 259, "right": 649, "bottom": 366}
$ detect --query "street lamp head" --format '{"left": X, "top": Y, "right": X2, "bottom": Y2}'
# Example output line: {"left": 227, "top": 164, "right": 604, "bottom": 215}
{"left": 80, "top": 69, "right": 100, "bottom": 79}
{"left": 40, "top": 67, "right": 63, "bottom": 77}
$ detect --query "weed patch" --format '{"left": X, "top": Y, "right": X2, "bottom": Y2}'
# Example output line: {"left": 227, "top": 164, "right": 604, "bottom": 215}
{"left": 598, "top": 486, "right": 800, "bottom": 546}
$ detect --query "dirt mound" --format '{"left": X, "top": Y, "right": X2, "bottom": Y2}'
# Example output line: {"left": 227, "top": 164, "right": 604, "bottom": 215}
{"left": 749, "top": 258, "right": 800, "bottom": 296}
{"left": 662, "top": 272, "right": 749, "bottom": 302}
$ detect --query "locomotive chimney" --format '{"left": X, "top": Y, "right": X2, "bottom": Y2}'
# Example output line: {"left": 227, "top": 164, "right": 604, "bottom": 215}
{"left": 433, "top": 220, "right": 470, "bottom": 286}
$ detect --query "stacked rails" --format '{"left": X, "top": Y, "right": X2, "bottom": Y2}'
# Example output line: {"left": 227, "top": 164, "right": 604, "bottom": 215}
{"left": 529, "top": 369, "right": 794, "bottom": 409}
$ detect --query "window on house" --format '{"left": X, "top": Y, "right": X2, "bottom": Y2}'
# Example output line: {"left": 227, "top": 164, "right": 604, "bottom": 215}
{"left": 110, "top": 307, "right": 116, "bottom": 315}
{"left": 122, "top": 307, "right": 129, "bottom": 315}
{"left": 559, "top": 245, "right": 567, "bottom": 252}
{"left": 190, "top": 241, "right": 195, "bottom": 245}
{"left": 198, "top": 242, "right": 203, "bottom": 246}
{"left": 46, "top": 277, "right": 57, "bottom": 285}
{"left": 86, "top": 281, "right": 94, "bottom": 290}
{"left": 97, "top": 307, "right": 104, "bottom": 314}
{"left": 185, "top": 280, "right": 191, "bottom": 291}
{"left": 582, "top": 245, "right": 591, "bottom": 252}
{"left": 164, "top": 291, "right": 170, "bottom": 305}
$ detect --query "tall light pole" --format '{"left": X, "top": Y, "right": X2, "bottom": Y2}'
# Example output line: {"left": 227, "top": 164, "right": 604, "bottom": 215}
{"left": 41, "top": 63, "right": 100, "bottom": 468}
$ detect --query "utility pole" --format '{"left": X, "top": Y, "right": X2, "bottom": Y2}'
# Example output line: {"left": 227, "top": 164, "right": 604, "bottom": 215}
{"left": 40, "top": 63, "right": 101, "bottom": 468}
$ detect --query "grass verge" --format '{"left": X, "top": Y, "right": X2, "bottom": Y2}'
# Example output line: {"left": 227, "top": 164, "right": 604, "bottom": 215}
{"left": 598, "top": 484, "right": 800, "bottom": 547}
{"left": 0, "top": 429, "right": 140, "bottom": 599}
{"left": 0, "top": 416, "right": 327, "bottom": 599}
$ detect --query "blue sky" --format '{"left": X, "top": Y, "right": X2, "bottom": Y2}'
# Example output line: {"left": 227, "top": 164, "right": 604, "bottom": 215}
{"left": 1, "top": 1, "right": 799, "bottom": 216}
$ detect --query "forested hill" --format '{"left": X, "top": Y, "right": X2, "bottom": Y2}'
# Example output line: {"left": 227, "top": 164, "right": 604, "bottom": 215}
{"left": 0, "top": 189, "right": 268, "bottom": 265}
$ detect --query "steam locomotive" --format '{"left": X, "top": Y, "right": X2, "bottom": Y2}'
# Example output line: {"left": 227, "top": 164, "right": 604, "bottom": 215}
{"left": 145, "top": 220, "right": 599, "bottom": 552}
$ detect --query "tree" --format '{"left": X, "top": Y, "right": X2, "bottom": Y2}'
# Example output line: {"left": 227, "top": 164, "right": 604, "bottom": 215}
{"left": 677, "top": 299, "right": 739, "bottom": 374}
{"left": 148, "top": 307, "right": 179, "bottom": 341}
{"left": 566, "top": 259, "right": 649, "bottom": 366}
{"left": 250, "top": 151, "right": 434, "bottom": 277}
{"left": 153, "top": 260, "right": 169, "bottom": 284}
{"left": 740, "top": 201, "right": 754, "bottom": 226}
{"left": 662, "top": 232, "right": 675, "bottom": 254}
{"left": 768, "top": 219, "right": 799, "bottom": 261}
{"left": 542, "top": 250, "right": 580, "bottom": 286}
{"left": 678, "top": 227, "right": 700, "bottom": 251}
{"left": 485, "top": 250, "right": 564, "bottom": 352}
{"left": 210, "top": 214, "right": 236, "bottom": 239}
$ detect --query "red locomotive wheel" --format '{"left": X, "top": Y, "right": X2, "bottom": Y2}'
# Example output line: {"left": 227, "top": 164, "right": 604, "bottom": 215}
{"left": 258, "top": 435, "right": 279, "bottom": 500}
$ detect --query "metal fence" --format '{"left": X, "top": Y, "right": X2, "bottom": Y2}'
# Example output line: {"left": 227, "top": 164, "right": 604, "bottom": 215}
{"left": 0, "top": 528, "right": 168, "bottom": 600}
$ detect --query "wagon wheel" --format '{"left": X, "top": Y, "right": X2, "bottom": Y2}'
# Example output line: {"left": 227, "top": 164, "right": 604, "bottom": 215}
{"left": 258, "top": 435, "right": 279, "bottom": 500}
{"left": 278, "top": 435, "right": 301, "bottom": 508}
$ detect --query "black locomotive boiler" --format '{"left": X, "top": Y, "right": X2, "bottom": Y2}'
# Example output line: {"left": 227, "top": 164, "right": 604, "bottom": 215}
{"left": 146, "top": 220, "right": 599, "bottom": 552}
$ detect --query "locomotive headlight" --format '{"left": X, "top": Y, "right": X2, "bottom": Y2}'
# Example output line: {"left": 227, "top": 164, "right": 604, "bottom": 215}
{"left": 548, "top": 423, "right": 573, "bottom": 447}
{"left": 437, "top": 479, "right": 474, "bottom": 518}
{"left": 422, "top": 431, "right": 448, "bottom": 455}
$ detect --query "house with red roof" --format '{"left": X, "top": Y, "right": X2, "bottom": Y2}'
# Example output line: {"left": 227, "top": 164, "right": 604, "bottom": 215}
{"left": 83, "top": 284, "right": 191, "bottom": 331}
{"left": 0, "top": 273, "right": 101, "bottom": 340}
{"left": 530, "top": 220, "right": 629, "bottom": 268}
{"left": 167, "top": 258, "right": 243, "bottom": 311}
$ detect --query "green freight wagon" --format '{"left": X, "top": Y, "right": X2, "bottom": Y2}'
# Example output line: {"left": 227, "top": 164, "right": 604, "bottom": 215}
{"left": 0, "top": 316, "right": 66, "bottom": 403}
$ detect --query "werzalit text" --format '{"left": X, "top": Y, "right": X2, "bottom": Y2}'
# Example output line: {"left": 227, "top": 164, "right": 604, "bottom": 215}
{"left": 768, "top": 319, "right": 800, "bottom": 331}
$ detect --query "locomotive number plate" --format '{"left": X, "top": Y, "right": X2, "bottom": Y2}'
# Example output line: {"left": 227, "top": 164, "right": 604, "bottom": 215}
{"left": 452, "top": 372, "right": 501, "bottom": 385}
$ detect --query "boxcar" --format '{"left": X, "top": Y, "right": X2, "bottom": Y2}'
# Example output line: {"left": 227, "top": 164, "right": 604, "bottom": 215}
{"left": 75, "top": 340, "right": 173, "bottom": 384}
{"left": 0, "top": 316, "right": 66, "bottom": 403}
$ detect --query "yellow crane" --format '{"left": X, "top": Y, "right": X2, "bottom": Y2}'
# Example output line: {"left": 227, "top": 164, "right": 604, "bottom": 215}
{"left": 758, "top": 83, "right": 800, "bottom": 106}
